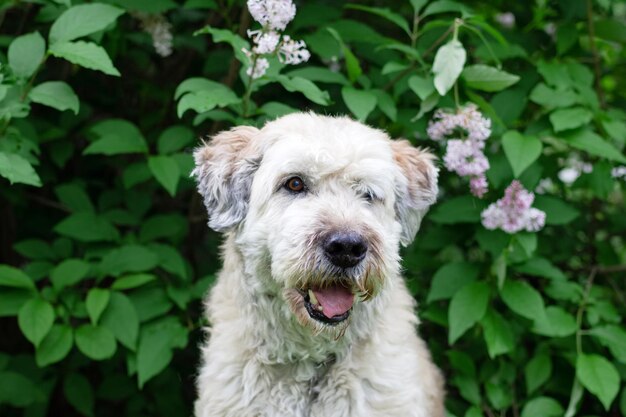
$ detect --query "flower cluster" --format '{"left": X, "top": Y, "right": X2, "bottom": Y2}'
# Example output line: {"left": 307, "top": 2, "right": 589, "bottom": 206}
{"left": 612, "top": 166, "right": 626, "bottom": 180}
{"left": 134, "top": 13, "right": 174, "bottom": 57}
{"left": 558, "top": 155, "right": 593, "bottom": 185}
{"left": 427, "top": 103, "right": 492, "bottom": 197}
{"left": 243, "top": 0, "right": 310, "bottom": 79}
{"left": 481, "top": 180, "right": 546, "bottom": 234}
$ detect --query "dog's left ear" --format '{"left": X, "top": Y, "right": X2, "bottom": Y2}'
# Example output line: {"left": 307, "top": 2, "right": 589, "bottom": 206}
{"left": 391, "top": 139, "right": 439, "bottom": 246}
{"left": 191, "top": 126, "right": 261, "bottom": 232}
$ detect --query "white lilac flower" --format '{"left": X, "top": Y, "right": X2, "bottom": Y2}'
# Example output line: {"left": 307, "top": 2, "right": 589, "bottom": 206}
{"left": 135, "top": 13, "right": 174, "bottom": 57}
{"left": 495, "top": 12, "right": 515, "bottom": 29}
{"left": 612, "top": 166, "right": 626, "bottom": 180}
{"left": 244, "top": 54, "right": 270, "bottom": 79}
{"left": 247, "top": 0, "right": 296, "bottom": 31}
{"left": 427, "top": 103, "right": 492, "bottom": 197}
{"left": 248, "top": 30, "right": 281, "bottom": 54}
{"left": 558, "top": 156, "right": 593, "bottom": 185}
{"left": 243, "top": 0, "right": 310, "bottom": 78}
{"left": 278, "top": 36, "right": 311, "bottom": 65}
{"left": 535, "top": 178, "right": 555, "bottom": 194}
{"left": 481, "top": 180, "right": 546, "bottom": 234}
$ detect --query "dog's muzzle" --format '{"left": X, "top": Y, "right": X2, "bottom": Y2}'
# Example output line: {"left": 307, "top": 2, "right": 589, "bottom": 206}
{"left": 299, "top": 283, "right": 354, "bottom": 325}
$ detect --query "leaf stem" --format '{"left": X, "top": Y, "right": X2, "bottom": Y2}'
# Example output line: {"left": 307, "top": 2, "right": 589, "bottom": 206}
{"left": 242, "top": 54, "right": 258, "bottom": 118}
{"left": 462, "top": 23, "right": 502, "bottom": 69}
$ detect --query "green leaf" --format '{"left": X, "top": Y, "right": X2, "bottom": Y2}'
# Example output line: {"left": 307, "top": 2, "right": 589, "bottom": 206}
{"left": 588, "top": 325, "right": 626, "bottom": 363}
{"left": 0, "top": 371, "right": 43, "bottom": 407}
{"left": 372, "top": 89, "right": 397, "bottom": 121}
{"left": 576, "top": 353, "right": 620, "bottom": 410}
{"left": 193, "top": 26, "right": 249, "bottom": 64}
{"left": 501, "top": 131, "right": 543, "bottom": 177}
{"left": 0, "top": 151, "right": 42, "bottom": 187}
{"left": 525, "top": 353, "right": 552, "bottom": 393}
{"left": 129, "top": 287, "right": 173, "bottom": 322}
{"left": 427, "top": 262, "right": 479, "bottom": 303}
{"left": 111, "top": 0, "right": 177, "bottom": 13}
{"left": 49, "top": 41, "right": 120, "bottom": 76}
{"left": 501, "top": 279, "right": 547, "bottom": 322}
{"left": 137, "top": 318, "right": 188, "bottom": 387}
{"left": 429, "top": 195, "right": 487, "bottom": 224}
{"left": 448, "top": 282, "right": 489, "bottom": 344}
{"left": 64, "top": 373, "right": 94, "bottom": 417}
{"left": 432, "top": 40, "right": 466, "bottom": 96}
{"left": 157, "top": 125, "right": 195, "bottom": 155}
{"left": 100, "top": 292, "right": 139, "bottom": 350}
{"left": 0, "top": 289, "right": 32, "bottom": 317}
{"left": 111, "top": 273, "right": 156, "bottom": 290}
{"left": 84, "top": 119, "right": 148, "bottom": 155}
{"left": 18, "top": 298, "right": 55, "bottom": 347}
{"left": 99, "top": 244, "right": 159, "bottom": 277}
{"left": 148, "top": 243, "right": 188, "bottom": 280}
{"left": 86, "top": 288, "right": 110, "bottom": 325}
{"left": 480, "top": 309, "right": 514, "bottom": 358}
{"left": 410, "top": 0, "right": 428, "bottom": 13}
{"left": 148, "top": 156, "right": 180, "bottom": 196}
{"left": 36, "top": 324, "right": 73, "bottom": 367}
{"left": 529, "top": 83, "right": 578, "bottom": 109}
{"left": 49, "top": 3, "right": 124, "bottom": 44}
{"left": 54, "top": 183, "right": 94, "bottom": 212}
{"left": 549, "top": 107, "right": 593, "bottom": 132}
{"left": 344, "top": 5, "right": 411, "bottom": 36}
{"left": 13, "top": 239, "right": 56, "bottom": 261}
{"left": 8, "top": 32, "right": 45, "bottom": 78}
{"left": 514, "top": 258, "right": 567, "bottom": 280}
{"left": 29, "top": 81, "right": 79, "bottom": 114}
{"left": 287, "top": 67, "right": 349, "bottom": 85}
{"left": 139, "top": 214, "right": 187, "bottom": 242}
{"left": 50, "top": 258, "right": 91, "bottom": 290}
{"left": 531, "top": 306, "right": 577, "bottom": 337}
{"left": 75, "top": 324, "right": 117, "bottom": 360}
{"left": 274, "top": 75, "right": 331, "bottom": 106}
{"left": 0, "top": 265, "right": 36, "bottom": 290}
{"left": 461, "top": 65, "right": 520, "bottom": 92}
{"left": 422, "top": 0, "right": 472, "bottom": 17}
{"left": 408, "top": 75, "right": 435, "bottom": 101}
{"left": 341, "top": 87, "right": 377, "bottom": 121}
{"left": 561, "top": 129, "right": 626, "bottom": 163}
{"left": 176, "top": 88, "right": 240, "bottom": 117}
{"left": 533, "top": 195, "right": 580, "bottom": 225}
{"left": 521, "top": 397, "right": 563, "bottom": 417}
{"left": 55, "top": 212, "right": 119, "bottom": 242}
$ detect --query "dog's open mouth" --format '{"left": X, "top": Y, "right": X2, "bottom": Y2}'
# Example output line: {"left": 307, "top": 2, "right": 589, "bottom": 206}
{"left": 300, "top": 284, "right": 354, "bottom": 325}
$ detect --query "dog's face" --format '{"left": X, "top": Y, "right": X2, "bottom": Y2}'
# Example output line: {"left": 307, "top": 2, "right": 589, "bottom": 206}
{"left": 193, "top": 113, "right": 437, "bottom": 335}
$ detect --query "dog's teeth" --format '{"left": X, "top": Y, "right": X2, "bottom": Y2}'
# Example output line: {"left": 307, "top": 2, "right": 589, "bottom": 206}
{"left": 308, "top": 289, "right": 319, "bottom": 305}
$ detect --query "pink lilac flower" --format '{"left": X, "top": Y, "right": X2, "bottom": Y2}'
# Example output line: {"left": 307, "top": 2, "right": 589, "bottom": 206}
{"left": 243, "top": 0, "right": 310, "bottom": 79}
{"left": 427, "top": 104, "right": 492, "bottom": 197}
{"left": 481, "top": 180, "right": 546, "bottom": 233}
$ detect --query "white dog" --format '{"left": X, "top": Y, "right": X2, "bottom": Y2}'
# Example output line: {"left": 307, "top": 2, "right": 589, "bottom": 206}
{"left": 192, "top": 113, "right": 445, "bottom": 417}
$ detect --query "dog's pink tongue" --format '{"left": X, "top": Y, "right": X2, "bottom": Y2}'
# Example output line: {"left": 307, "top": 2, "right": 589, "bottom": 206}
{"left": 313, "top": 286, "right": 354, "bottom": 318}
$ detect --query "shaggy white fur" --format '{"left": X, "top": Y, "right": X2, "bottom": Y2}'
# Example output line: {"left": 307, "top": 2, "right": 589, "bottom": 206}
{"left": 192, "top": 113, "right": 445, "bottom": 417}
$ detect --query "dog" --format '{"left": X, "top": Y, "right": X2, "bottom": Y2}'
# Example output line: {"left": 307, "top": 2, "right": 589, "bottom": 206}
{"left": 192, "top": 113, "right": 445, "bottom": 417}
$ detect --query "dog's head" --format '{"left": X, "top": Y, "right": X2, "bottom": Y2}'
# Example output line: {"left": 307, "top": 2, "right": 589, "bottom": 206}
{"left": 192, "top": 113, "right": 437, "bottom": 335}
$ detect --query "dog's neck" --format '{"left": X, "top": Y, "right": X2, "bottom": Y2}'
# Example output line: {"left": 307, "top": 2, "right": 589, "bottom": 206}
{"left": 216, "top": 233, "right": 391, "bottom": 366}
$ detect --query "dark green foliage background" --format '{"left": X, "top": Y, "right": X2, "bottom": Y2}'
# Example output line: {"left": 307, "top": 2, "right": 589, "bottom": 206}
{"left": 0, "top": 0, "right": 625, "bottom": 416}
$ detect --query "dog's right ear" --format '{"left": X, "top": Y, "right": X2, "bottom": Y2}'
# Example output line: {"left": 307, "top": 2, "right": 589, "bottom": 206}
{"left": 191, "top": 126, "right": 261, "bottom": 232}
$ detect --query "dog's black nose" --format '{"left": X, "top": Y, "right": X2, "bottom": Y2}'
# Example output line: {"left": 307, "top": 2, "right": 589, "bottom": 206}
{"left": 324, "top": 231, "right": 367, "bottom": 268}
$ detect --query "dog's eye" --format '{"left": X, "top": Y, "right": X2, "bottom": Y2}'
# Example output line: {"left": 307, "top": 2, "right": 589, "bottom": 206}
{"left": 363, "top": 191, "right": 374, "bottom": 202}
{"left": 285, "top": 176, "right": 305, "bottom": 193}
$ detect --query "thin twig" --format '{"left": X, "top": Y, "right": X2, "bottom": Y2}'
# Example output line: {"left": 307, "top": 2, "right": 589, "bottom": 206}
{"left": 25, "top": 192, "right": 71, "bottom": 212}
